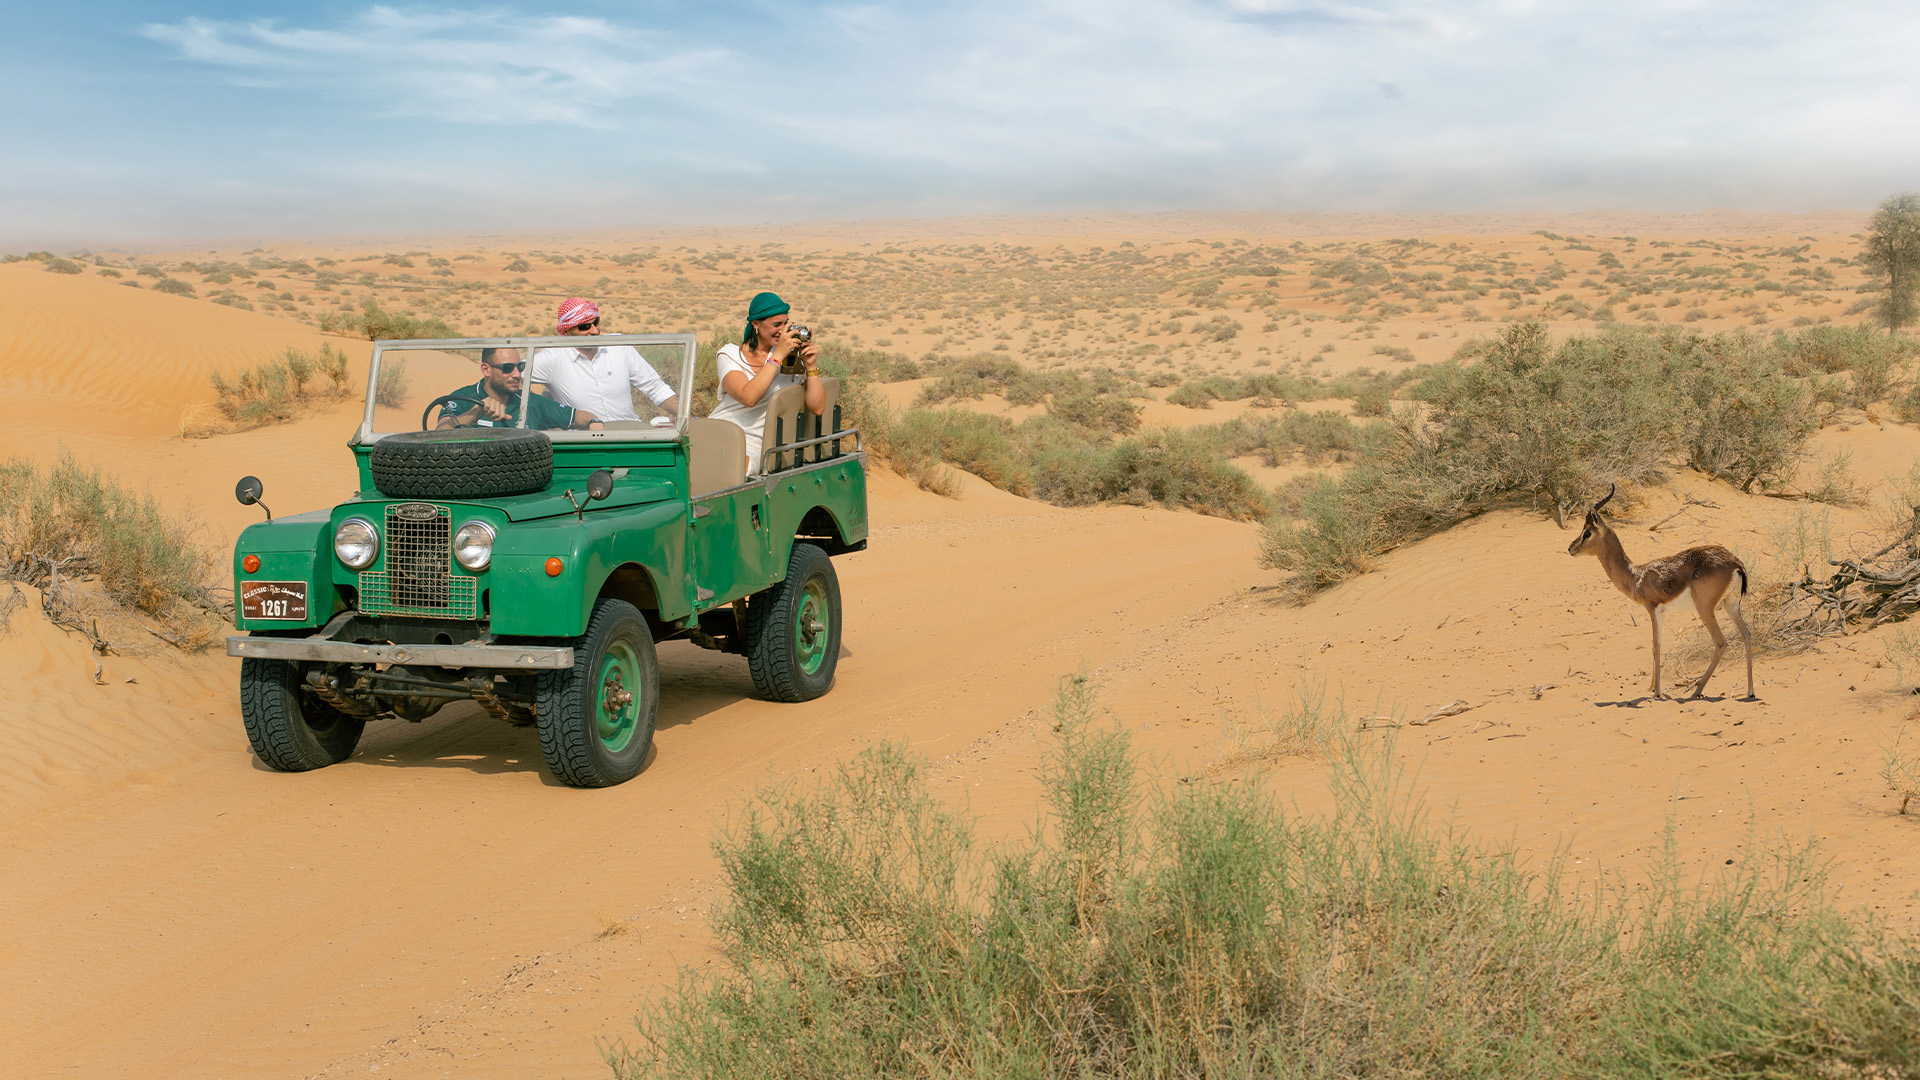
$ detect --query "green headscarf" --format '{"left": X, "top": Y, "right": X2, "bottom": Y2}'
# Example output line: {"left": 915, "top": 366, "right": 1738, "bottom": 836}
{"left": 743, "top": 291, "right": 790, "bottom": 345}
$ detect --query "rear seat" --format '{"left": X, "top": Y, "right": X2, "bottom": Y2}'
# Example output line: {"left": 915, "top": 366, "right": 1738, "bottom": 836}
{"left": 686, "top": 417, "right": 747, "bottom": 494}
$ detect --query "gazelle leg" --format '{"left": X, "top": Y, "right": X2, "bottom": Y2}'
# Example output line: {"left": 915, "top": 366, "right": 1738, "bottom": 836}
{"left": 1726, "top": 591, "right": 1755, "bottom": 699}
{"left": 1689, "top": 585, "right": 1730, "bottom": 698}
{"left": 1648, "top": 603, "right": 1667, "bottom": 699}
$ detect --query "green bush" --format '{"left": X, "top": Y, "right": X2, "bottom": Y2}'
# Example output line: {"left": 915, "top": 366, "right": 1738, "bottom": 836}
{"left": 151, "top": 278, "right": 196, "bottom": 297}
{"left": 611, "top": 679, "right": 1920, "bottom": 1079}
{"left": 43, "top": 257, "right": 83, "bottom": 275}
{"left": 1264, "top": 324, "right": 1823, "bottom": 593}
{"left": 1777, "top": 323, "right": 1914, "bottom": 406}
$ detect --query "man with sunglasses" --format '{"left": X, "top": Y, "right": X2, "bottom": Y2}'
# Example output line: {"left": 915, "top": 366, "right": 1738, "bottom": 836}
{"left": 528, "top": 297, "right": 681, "bottom": 423}
{"left": 438, "top": 347, "right": 599, "bottom": 430}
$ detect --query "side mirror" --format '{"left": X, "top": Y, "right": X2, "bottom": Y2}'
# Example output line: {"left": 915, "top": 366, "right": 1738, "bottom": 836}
{"left": 586, "top": 469, "right": 615, "bottom": 501}
{"left": 235, "top": 475, "right": 272, "bottom": 522}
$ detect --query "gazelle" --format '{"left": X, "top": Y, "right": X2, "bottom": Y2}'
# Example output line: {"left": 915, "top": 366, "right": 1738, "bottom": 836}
{"left": 1567, "top": 485, "right": 1754, "bottom": 700}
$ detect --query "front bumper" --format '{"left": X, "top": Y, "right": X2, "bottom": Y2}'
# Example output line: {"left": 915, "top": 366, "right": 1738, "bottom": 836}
{"left": 227, "top": 636, "right": 573, "bottom": 669}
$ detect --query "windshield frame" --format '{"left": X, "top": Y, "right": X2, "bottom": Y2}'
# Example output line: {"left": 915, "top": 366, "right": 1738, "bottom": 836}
{"left": 354, "top": 333, "right": 697, "bottom": 444}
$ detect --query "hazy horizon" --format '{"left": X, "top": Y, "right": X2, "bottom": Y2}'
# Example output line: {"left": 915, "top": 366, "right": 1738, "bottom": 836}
{"left": 6, "top": 1, "right": 1916, "bottom": 248}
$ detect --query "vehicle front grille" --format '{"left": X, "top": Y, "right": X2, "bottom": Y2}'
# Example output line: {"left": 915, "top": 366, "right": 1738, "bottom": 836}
{"left": 358, "top": 504, "right": 477, "bottom": 618}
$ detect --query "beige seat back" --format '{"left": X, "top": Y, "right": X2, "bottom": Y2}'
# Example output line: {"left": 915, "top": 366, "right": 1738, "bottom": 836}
{"left": 807, "top": 377, "right": 843, "bottom": 463}
{"left": 686, "top": 418, "right": 747, "bottom": 494}
{"left": 761, "top": 383, "right": 807, "bottom": 473}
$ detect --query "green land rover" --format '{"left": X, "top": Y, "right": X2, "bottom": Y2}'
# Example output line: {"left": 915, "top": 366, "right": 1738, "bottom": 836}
{"left": 227, "top": 334, "right": 867, "bottom": 788}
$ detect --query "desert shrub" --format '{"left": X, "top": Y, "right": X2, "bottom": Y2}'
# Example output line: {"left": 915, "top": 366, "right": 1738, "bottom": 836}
{"left": 43, "top": 257, "right": 83, "bottom": 275}
{"left": 1776, "top": 323, "right": 1914, "bottom": 406}
{"left": 1678, "top": 333, "right": 1816, "bottom": 492}
{"left": 1265, "top": 324, "right": 1823, "bottom": 593}
{"left": 1215, "top": 410, "right": 1375, "bottom": 466}
{"left": 814, "top": 340, "right": 923, "bottom": 383}
{"left": 151, "top": 278, "right": 196, "bottom": 297}
{"left": 1352, "top": 382, "right": 1391, "bottom": 416}
{"left": 1046, "top": 390, "right": 1141, "bottom": 433}
{"left": 1084, "top": 428, "right": 1270, "bottom": 520}
{"left": 1417, "top": 323, "right": 1679, "bottom": 522}
{"left": 887, "top": 409, "right": 1033, "bottom": 495}
{"left": 612, "top": 679, "right": 1920, "bottom": 1080}
{"left": 201, "top": 344, "right": 353, "bottom": 433}
{"left": 318, "top": 299, "right": 456, "bottom": 340}
{"left": 375, "top": 357, "right": 410, "bottom": 408}
{"left": 1166, "top": 369, "right": 1418, "bottom": 410}
{"left": 914, "top": 353, "right": 1030, "bottom": 404}
{"left": 0, "top": 451, "right": 212, "bottom": 620}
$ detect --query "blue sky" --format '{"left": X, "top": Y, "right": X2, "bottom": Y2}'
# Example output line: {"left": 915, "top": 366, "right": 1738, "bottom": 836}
{"left": 5, "top": 1, "right": 1919, "bottom": 247}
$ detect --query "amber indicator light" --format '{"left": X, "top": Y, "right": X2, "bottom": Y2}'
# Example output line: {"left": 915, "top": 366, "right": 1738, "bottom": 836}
{"left": 545, "top": 557, "right": 563, "bottom": 577}
{"left": 242, "top": 554, "right": 261, "bottom": 574}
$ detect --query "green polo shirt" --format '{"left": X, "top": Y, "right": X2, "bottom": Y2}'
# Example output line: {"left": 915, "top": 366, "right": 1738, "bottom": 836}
{"left": 441, "top": 380, "right": 578, "bottom": 430}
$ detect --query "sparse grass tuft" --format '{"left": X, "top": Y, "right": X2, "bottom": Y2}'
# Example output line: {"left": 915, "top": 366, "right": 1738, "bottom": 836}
{"left": 375, "top": 357, "right": 410, "bottom": 408}
{"left": 191, "top": 344, "right": 353, "bottom": 436}
{"left": 0, "top": 451, "right": 216, "bottom": 642}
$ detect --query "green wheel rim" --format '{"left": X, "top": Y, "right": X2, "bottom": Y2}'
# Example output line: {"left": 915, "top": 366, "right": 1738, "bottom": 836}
{"left": 595, "top": 640, "right": 642, "bottom": 752}
{"left": 795, "top": 577, "right": 831, "bottom": 676}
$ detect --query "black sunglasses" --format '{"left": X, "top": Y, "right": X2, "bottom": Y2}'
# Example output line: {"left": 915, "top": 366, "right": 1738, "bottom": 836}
{"left": 488, "top": 361, "right": 525, "bottom": 373}
{"left": 568, "top": 319, "right": 599, "bottom": 332}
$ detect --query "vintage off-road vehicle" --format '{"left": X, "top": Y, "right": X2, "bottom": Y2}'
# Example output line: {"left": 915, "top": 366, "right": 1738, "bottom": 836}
{"left": 226, "top": 334, "right": 866, "bottom": 787}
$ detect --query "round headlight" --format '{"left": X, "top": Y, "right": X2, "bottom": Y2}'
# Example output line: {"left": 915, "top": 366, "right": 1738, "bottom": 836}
{"left": 453, "top": 520, "right": 496, "bottom": 571}
{"left": 334, "top": 518, "right": 379, "bottom": 570}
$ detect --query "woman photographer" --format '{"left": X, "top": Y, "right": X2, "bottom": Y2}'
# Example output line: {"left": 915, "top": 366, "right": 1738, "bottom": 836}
{"left": 709, "top": 291, "right": 826, "bottom": 471}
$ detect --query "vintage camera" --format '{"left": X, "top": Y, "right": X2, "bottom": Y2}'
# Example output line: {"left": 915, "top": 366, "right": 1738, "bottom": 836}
{"left": 779, "top": 324, "right": 814, "bottom": 373}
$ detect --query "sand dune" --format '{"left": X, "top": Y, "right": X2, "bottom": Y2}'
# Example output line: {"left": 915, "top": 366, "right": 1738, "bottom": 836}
{"left": 4, "top": 227, "right": 1919, "bottom": 1078}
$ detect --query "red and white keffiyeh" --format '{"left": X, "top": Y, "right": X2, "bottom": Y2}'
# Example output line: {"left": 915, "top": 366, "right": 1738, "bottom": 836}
{"left": 556, "top": 297, "right": 600, "bottom": 330}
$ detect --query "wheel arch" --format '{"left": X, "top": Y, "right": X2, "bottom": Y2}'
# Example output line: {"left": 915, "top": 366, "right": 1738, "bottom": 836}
{"left": 793, "top": 503, "right": 864, "bottom": 557}
{"left": 595, "top": 561, "right": 673, "bottom": 639}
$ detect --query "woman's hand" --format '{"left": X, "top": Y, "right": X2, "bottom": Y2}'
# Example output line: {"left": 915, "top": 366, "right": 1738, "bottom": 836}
{"left": 768, "top": 331, "right": 799, "bottom": 364}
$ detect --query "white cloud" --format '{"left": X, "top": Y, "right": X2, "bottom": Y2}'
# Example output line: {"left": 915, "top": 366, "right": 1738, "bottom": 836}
{"left": 141, "top": 7, "right": 732, "bottom": 127}
{"left": 56, "top": 0, "right": 1920, "bottom": 240}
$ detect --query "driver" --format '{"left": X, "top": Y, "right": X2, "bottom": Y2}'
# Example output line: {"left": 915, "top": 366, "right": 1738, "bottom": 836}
{"left": 529, "top": 298, "right": 681, "bottom": 423}
{"left": 438, "top": 348, "right": 599, "bottom": 430}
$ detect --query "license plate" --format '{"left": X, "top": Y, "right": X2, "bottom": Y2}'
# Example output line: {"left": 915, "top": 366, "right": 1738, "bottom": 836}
{"left": 241, "top": 580, "right": 309, "bottom": 621}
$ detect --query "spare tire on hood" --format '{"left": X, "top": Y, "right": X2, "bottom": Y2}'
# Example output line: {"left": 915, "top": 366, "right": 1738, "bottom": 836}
{"left": 369, "top": 428, "right": 553, "bottom": 499}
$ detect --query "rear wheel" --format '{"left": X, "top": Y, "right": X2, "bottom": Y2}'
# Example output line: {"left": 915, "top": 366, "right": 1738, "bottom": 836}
{"left": 744, "top": 543, "right": 842, "bottom": 702}
{"left": 535, "top": 599, "right": 658, "bottom": 788}
{"left": 239, "top": 658, "right": 366, "bottom": 771}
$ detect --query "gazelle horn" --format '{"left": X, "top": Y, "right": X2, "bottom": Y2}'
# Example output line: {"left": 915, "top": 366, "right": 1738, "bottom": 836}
{"left": 1593, "top": 482, "right": 1616, "bottom": 512}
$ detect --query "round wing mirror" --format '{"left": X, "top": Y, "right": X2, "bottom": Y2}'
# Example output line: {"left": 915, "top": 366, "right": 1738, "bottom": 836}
{"left": 586, "top": 469, "right": 615, "bottom": 502}
{"left": 235, "top": 476, "right": 264, "bottom": 506}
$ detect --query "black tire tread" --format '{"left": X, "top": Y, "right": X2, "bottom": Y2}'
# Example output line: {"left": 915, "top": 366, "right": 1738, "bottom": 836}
{"left": 743, "top": 542, "right": 841, "bottom": 703}
{"left": 239, "top": 658, "right": 365, "bottom": 771}
{"left": 535, "top": 599, "right": 657, "bottom": 788}
{"left": 369, "top": 428, "right": 553, "bottom": 499}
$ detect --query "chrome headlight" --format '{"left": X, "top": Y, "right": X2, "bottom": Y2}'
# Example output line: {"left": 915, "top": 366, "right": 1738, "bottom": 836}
{"left": 453, "top": 520, "right": 496, "bottom": 571}
{"left": 334, "top": 518, "right": 379, "bottom": 570}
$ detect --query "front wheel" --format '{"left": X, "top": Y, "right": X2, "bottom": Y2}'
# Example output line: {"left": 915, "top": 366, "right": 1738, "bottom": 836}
{"left": 744, "top": 543, "right": 842, "bottom": 702}
{"left": 535, "top": 599, "right": 658, "bottom": 788}
{"left": 239, "top": 658, "right": 366, "bottom": 771}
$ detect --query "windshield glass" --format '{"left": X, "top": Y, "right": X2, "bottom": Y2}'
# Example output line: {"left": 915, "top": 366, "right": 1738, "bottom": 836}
{"left": 357, "top": 334, "right": 696, "bottom": 443}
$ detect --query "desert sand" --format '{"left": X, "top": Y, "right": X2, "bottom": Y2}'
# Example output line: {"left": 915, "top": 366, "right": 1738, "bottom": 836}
{"left": 4, "top": 212, "right": 1917, "bottom": 1078}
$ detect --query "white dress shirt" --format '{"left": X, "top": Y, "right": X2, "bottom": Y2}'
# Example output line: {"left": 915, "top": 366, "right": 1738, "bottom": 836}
{"left": 529, "top": 345, "right": 676, "bottom": 422}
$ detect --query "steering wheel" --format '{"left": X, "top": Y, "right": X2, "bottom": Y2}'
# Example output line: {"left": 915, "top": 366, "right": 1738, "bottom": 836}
{"left": 421, "top": 392, "right": 490, "bottom": 431}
